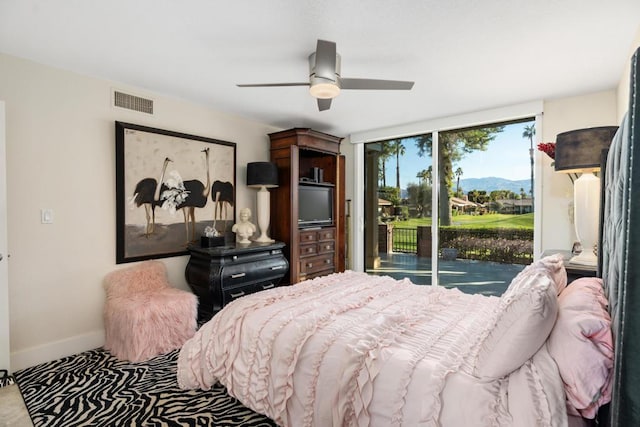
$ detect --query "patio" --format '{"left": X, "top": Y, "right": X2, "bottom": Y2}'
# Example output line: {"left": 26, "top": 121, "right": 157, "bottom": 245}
{"left": 366, "top": 252, "right": 525, "bottom": 297}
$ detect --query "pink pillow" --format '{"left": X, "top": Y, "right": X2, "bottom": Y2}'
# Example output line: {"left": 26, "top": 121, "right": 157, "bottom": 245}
{"left": 474, "top": 269, "right": 558, "bottom": 378}
{"left": 547, "top": 277, "right": 613, "bottom": 419}
{"left": 521, "top": 253, "right": 568, "bottom": 295}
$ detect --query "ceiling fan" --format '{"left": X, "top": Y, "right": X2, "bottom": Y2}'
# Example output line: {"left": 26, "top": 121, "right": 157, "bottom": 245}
{"left": 236, "top": 39, "right": 415, "bottom": 111}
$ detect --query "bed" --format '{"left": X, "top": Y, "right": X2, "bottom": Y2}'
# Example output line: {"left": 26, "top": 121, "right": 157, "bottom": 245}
{"left": 177, "top": 46, "right": 640, "bottom": 427}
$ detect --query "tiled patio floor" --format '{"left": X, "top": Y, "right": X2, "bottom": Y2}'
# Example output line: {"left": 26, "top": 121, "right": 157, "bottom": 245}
{"left": 366, "top": 252, "right": 526, "bottom": 297}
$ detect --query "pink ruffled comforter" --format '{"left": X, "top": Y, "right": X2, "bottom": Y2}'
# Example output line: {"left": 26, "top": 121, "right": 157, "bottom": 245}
{"left": 177, "top": 271, "right": 567, "bottom": 426}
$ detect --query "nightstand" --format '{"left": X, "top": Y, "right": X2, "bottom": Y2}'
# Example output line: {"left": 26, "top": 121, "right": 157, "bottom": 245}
{"left": 185, "top": 241, "right": 289, "bottom": 322}
{"left": 542, "top": 249, "right": 598, "bottom": 283}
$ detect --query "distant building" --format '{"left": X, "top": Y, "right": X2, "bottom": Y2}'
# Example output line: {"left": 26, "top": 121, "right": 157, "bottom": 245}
{"left": 496, "top": 198, "right": 533, "bottom": 214}
{"left": 450, "top": 196, "right": 480, "bottom": 214}
{"left": 378, "top": 198, "right": 393, "bottom": 216}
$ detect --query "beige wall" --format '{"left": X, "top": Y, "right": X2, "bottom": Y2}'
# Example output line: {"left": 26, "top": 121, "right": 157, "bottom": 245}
{"left": 0, "top": 53, "right": 280, "bottom": 370}
{"left": 617, "top": 26, "right": 640, "bottom": 120}
{"left": 539, "top": 90, "right": 618, "bottom": 252}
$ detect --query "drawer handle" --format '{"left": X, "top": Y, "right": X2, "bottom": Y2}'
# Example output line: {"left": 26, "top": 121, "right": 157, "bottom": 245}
{"left": 261, "top": 283, "right": 275, "bottom": 290}
{"left": 325, "top": 245, "right": 332, "bottom": 250}
{"left": 307, "top": 263, "right": 313, "bottom": 268}
{"left": 325, "top": 259, "right": 331, "bottom": 264}
{"left": 230, "top": 291, "right": 245, "bottom": 298}
{"left": 271, "top": 265, "right": 284, "bottom": 270}
{"left": 306, "top": 248, "right": 314, "bottom": 253}
{"left": 231, "top": 273, "right": 246, "bottom": 279}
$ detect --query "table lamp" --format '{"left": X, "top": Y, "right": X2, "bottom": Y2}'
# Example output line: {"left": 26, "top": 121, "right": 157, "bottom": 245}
{"left": 247, "top": 162, "right": 279, "bottom": 243}
{"left": 555, "top": 126, "right": 618, "bottom": 265}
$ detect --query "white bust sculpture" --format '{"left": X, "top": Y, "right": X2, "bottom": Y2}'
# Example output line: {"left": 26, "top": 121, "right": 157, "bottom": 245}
{"left": 232, "top": 207, "right": 257, "bottom": 244}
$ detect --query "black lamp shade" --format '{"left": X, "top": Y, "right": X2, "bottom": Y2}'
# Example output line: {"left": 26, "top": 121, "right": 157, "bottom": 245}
{"left": 555, "top": 126, "right": 618, "bottom": 173}
{"left": 247, "top": 162, "right": 279, "bottom": 188}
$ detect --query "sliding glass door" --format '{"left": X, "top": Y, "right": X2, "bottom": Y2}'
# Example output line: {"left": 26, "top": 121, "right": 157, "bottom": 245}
{"left": 365, "top": 119, "right": 535, "bottom": 296}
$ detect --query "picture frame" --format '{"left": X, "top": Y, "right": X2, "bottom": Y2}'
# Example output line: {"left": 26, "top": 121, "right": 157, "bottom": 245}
{"left": 115, "top": 121, "right": 236, "bottom": 264}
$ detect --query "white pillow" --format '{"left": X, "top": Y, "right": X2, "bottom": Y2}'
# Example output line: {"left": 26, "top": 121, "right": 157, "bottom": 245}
{"left": 473, "top": 268, "right": 558, "bottom": 378}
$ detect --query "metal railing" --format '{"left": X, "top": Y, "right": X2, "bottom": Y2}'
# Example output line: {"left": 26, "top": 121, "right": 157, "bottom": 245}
{"left": 392, "top": 227, "right": 417, "bottom": 253}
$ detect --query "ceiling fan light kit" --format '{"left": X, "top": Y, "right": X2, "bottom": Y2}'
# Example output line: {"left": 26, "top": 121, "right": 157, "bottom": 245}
{"left": 309, "top": 82, "right": 340, "bottom": 99}
{"left": 237, "top": 39, "right": 414, "bottom": 111}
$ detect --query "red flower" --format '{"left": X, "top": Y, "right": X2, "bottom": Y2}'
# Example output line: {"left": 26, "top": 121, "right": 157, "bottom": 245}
{"left": 537, "top": 142, "right": 555, "bottom": 160}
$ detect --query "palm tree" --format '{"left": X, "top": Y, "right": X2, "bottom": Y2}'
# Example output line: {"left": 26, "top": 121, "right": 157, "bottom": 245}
{"left": 378, "top": 141, "right": 395, "bottom": 187}
{"left": 416, "top": 166, "right": 433, "bottom": 186}
{"left": 522, "top": 124, "right": 536, "bottom": 210}
{"left": 454, "top": 167, "right": 463, "bottom": 197}
{"left": 391, "top": 139, "right": 406, "bottom": 195}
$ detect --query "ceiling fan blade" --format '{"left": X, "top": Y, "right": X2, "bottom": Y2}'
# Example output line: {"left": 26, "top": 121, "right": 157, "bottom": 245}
{"left": 314, "top": 39, "right": 337, "bottom": 81}
{"left": 317, "top": 98, "right": 332, "bottom": 111}
{"left": 340, "top": 78, "right": 414, "bottom": 90}
{"left": 236, "top": 82, "right": 309, "bottom": 87}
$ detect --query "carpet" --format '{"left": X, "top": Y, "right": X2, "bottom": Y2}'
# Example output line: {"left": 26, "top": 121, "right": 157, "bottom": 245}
{"left": 0, "top": 383, "right": 33, "bottom": 427}
{"left": 14, "top": 348, "right": 277, "bottom": 427}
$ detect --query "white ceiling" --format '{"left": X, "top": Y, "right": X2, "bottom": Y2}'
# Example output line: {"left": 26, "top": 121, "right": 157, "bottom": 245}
{"left": 1, "top": 1, "right": 639, "bottom": 137}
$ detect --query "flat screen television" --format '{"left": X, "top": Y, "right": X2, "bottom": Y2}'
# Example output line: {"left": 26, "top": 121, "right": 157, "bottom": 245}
{"left": 298, "top": 184, "right": 334, "bottom": 227}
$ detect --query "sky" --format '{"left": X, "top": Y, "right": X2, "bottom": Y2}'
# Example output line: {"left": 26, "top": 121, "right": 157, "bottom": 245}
{"left": 382, "top": 121, "right": 536, "bottom": 189}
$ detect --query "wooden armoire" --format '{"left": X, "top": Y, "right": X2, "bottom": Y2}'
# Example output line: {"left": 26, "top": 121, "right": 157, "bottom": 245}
{"left": 269, "top": 128, "right": 346, "bottom": 285}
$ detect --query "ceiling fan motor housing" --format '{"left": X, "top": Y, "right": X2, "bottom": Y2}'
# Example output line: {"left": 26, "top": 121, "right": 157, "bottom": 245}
{"left": 308, "top": 52, "right": 341, "bottom": 98}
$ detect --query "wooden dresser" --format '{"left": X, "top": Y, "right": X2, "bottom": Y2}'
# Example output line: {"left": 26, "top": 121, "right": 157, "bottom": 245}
{"left": 269, "top": 128, "right": 346, "bottom": 284}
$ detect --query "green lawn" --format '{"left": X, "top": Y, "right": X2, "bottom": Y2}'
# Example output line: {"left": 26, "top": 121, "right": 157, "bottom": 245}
{"left": 392, "top": 213, "right": 534, "bottom": 230}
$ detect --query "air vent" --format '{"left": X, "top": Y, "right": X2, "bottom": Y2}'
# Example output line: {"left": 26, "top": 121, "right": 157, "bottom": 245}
{"left": 113, "top": 90, "right": 154, "bottom": 114}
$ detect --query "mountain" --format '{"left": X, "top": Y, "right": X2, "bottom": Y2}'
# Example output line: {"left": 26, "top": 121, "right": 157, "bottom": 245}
{"left": 398, "top": 177, "right": 531, "bottom": 199}
{"left": 457, "top": 177, "right": 531, "bottom": 195}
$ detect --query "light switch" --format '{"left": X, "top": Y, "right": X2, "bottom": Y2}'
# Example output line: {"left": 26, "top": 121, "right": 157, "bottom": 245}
{"left": 41, "top": 208, "right": 54, "bottom": 224}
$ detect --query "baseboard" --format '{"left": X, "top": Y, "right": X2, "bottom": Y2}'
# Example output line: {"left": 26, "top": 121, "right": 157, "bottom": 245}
{"left": 10, "top": 330, "right": 105, "bottom": 373}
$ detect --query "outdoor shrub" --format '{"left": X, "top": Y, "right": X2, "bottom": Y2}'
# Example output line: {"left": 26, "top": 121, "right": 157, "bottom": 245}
{"left": 448, "top": 236, "right": 532, "bottom": 265}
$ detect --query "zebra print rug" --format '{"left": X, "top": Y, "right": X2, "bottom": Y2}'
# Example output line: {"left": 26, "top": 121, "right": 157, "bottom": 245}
{"left": 14, "top": 348, "right": 277, "bottom": 427}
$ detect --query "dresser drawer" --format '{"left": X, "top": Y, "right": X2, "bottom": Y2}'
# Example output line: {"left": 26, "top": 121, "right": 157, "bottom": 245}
{"left": 227, "top": 247, "right": 284, "bottom": 263}
{"left": 221, "top": 257, "right": 288, "bottom": 289}
{"left": 299, "top": 229, "right": 319, "bottom": 244}
{"left": 304, "top": 269, "right": 335, "bottom": 281}
{"left": 300, "top": 243, "right": 318, "bottom": 257}
{"left": 300, "top": 253, "right": 334, "bottom": 275}
{"left": 222, "top": 285, "right": 253, "bottom": 304}
{"left": 317, "top": 240, "right": 334, "bottom": 254}
{"left": 222, "top": 280, "right": 279, "bottom": 305}
{"left": 317, "top": 227, "right": 335, "bottom": 241}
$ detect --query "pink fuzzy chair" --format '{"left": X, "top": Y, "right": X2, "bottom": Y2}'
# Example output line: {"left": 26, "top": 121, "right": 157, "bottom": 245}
{"left": 103, "top": 260, "right": 198, "bottom": 362}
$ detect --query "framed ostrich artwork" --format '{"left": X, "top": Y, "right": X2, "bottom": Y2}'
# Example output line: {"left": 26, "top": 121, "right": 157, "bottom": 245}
{"left": 115, "top": 121, "right": 236, "bottom": 264}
